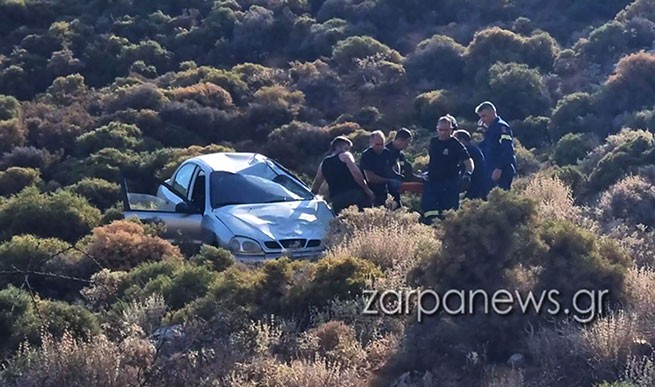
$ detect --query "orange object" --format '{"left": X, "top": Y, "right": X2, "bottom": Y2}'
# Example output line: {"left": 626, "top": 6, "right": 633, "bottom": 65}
{"left": 399, "top": 182, "right": 424, "bottom": 193}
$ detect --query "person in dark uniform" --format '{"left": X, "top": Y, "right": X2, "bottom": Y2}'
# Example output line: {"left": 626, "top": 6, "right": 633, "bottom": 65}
{"left": 475, "top": 101, "right": 517, "bottom": 196}
{"left": 453, "top": 129, "right": 487, "bottom": 200}
{"left": 385, "top": 128, "right": 413, "bottom": 208}
{"left": 360, "top": 130, "right": 395, "bottom": 207}
{"left": 311, "top": 136, "right": 375, "bottom": 214}
{"left": 421, "top": 116, "right": 474, "bottom": 222}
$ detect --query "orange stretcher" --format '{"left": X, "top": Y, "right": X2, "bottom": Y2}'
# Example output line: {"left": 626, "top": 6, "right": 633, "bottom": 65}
{"left": 398, "top": 181, "right": 424, "bottom": 194}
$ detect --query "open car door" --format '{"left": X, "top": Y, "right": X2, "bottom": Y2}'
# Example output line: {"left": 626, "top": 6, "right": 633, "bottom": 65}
{"left": 120, "top": 172, "right": 204, "bottom": 247}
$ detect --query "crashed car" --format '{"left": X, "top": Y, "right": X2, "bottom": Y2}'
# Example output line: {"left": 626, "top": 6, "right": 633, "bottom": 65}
{"left": 121, "top": 152, "right": 335, "bottom": 261}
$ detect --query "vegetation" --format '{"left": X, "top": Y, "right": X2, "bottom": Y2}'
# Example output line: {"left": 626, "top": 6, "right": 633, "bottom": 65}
{"left": 2, "top": 0, "right": 655, "bottom": 385}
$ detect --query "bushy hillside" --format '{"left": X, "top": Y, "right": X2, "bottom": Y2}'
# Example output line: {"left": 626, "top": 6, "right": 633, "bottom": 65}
{"left": 2, "top": 0, "right": 655, "bottom": 385}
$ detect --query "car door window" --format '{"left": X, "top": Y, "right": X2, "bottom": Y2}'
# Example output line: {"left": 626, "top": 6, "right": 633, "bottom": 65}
{"left": 172, "top": 163, "right": 196, "bottom": 198}
{"left": 189, "top": 169, "right": 206, "bottom": 212}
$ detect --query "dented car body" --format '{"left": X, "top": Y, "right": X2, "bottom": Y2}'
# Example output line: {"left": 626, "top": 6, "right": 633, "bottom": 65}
{"left": 121, "top": 152, "right": 335, "bottom": 261}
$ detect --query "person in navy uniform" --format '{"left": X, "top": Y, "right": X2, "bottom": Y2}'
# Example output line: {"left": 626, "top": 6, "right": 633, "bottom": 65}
{"left": 453, "top": 129, "right": 486, "bottom": 200}
{"left": 475, "top": 101, "right": 517, "bottom": 196}
{"left": 421, "top": 116, "right": 474, "bottom": 223}
{"left": 360, "top": 130, "right": 395, "bottom": 207}
{"left": 384, "top": 128, "right": 413, "bottom": 208}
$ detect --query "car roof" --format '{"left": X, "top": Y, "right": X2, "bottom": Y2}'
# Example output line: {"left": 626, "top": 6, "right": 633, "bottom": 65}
{"left": 189, "top": 152, "right": 272, "bottom": 173}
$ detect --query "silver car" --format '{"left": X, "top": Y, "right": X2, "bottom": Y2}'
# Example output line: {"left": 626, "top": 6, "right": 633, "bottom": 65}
{"left": 121, "top": 152, "right": 335, "bottom": 261}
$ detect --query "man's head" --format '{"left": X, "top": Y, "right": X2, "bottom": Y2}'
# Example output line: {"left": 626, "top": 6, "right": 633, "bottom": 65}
{"left": 436, "top": 116, "right": 455, "bottom": 141}
{"left": 475, "top": 101, "right": 497, "bottom": 127}
{"left": 392, "top": 128, "right": 412, "bottom": 150}
{"left": 445, "top": 114, "right": 458, "bottom": 129}
{"left": 453, "top": 129, "right": 471, "bottom": 145}
{"left": 329, "top": 135, "right": 352, "bottom": 154}
{"left": 369, "top": 130, "right": 386, "bottom": 154}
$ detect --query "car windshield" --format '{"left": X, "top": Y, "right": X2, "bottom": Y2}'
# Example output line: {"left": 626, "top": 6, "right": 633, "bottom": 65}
{"left": 210, "top": 164, "right": 313, "bottom": 208}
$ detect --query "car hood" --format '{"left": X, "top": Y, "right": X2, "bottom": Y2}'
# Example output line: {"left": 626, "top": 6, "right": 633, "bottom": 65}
{"left": 212, "top": 200, "right": 335, "bottom": 242}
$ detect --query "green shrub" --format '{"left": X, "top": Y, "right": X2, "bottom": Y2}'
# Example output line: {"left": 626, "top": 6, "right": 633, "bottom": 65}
{"left": 0, "top": 286, "right": 100, "bottom": 353}
{"left": 331, "top": 35, "right": 402, "bottom": 71}
{"left": 405, "top": 34, "right": 466, "bottom": 87}
{"left": 534, "top": 220, "right": 630, "bottom": 315}
{"left": 515, "top": 141, "right": 542, "bottom": 176}
{"left": 290, "top": 254, "right": 382, "bottom": 317}
{"left": 0, "top": 235, "right": 91, "bottom": 300}
{"left": 0, "top": 167, "right": 43, "bottom": 196}
{"left": 551, "top": 133, "right": 597, "bottom": 166}
{"left": 141, "top": 264, "right": 216, "bottom": 310}
{"left": 0, "top": 146, "right": 60, "bottom": 172}
{"left": 67, "top": 178, "right": 122, "bottom": 211}
{"left": 549, "top": 92, "right": 598, "bottom": 141}
{"left": 190, "top": 244, "right": 235, "bottom": 272}
{"left": 75, "top": 122, "right": 144, "bottom": 155}
{"left": 0, "top": 186, "right": 101, "bottom": 243}
{"left": 583, "top": 129, "right": 655, "bottom": 195}
{"left": 414, "top": 89, "right": 460, "bottom": 129}
{"left": 0, "top": 118, "right": 26, "bottom": 153}
{"left": 598, "top": 51, "right": 655, "bottom": 119}
{"left": 481, "top": 62, "right": 551, "bottom": 121}
{"left": 514, "top": 115, "right": 550, "bottom": 149}
{"left": 554, "top": 165, "right": 587, "bottom": 197}
{"left": 599, "top": 176, "right": 655, "bottom": 228}
{"left": 415, "top": 189, "right": 539, "bottom": 293}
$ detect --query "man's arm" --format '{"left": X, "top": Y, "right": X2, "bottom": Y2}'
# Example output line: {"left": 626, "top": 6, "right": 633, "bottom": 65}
{"left": 340, "top": 152, "right": 375, "bottom": 201}
{"left": 310, "top": 162, "right": 324, "bottom": 195}
{"left": 456, "top": 140, "right": 474, "bottom": 174}
{"left": 495, "top": 123, "right": 515, "bottom": 171}
{"left": 360, "top": 150, "right": 392, "bottom": 184}
{"left": 462, "top": 158, "right": 474, "bottom": 174}
{"left": 363, "top": 169, "right": 391, "bottom": 184}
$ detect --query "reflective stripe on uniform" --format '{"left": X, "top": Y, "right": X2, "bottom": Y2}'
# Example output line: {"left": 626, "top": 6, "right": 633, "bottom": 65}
{"left": 423, "top": 210, "right": 441, "bottom": 218}
{"left": 499, "top": 134, "right": 512, "bottom": 142}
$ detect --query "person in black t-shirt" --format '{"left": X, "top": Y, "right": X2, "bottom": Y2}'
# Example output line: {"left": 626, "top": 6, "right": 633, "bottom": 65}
{"left": 385, "top": 128, "right": 413, "bottom": 208}
{"left": 421, "top": 116, "right": 474, "bottom": 222}
{"left": 311, "top": 136, "right": 375, "bottom": 214}
{"left": 360, "top": 130, "right": 395, "bottom": 207}
{"left": 453, "top": 129, "right": 487, "bottom": 200}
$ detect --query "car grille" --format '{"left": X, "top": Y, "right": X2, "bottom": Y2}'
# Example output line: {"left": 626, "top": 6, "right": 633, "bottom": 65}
{"left": 264, "top": 239, "right": 322, "bottom": 250}
{"left": 264, "top": 241, "right": 281, "bottom": 249}
{"left": 306, "top": 239, "right": 321, "bottom": 247}
{"left": 280, "top": 238, "right": 306, "bottom": 248}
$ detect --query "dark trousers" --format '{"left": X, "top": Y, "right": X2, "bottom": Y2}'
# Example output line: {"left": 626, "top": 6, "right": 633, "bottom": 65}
{"left": 421, "top": 179, "right": 460, "bottom": 219}
{"left": 387, "top": 178, "right": 403, "bottom": 208}
{"left": 330, "top": 188, "right": 368, "bottom": 214}
{"left": 465, "top": 178, "right": 487, "bottom": 200}
{"left": 484, "top": 166, "right": 515, "bottom": 197}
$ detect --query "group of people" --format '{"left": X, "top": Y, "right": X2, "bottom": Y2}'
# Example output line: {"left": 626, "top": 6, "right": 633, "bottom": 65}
{"left": 310, "top": 101, "right": 517, "bottom": 222}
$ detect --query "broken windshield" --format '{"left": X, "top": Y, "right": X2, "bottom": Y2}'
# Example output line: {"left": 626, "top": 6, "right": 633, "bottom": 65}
{"left": 210, "top": 170, "right": 313, "bottom": 208}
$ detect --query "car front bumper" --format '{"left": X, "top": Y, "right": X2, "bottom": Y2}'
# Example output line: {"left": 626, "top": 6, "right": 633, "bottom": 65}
{"left": 233, "top": 248, "right": 326, "bottom": 263}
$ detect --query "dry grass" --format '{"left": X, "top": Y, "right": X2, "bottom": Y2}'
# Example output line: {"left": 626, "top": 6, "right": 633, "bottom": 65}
{"left": 117, "top": 294, "right": 167, "bottom": 337}
{"left": 2, "top": 330, "right": 150, "bottom": 387}
{"left": 483, "top": 365, "right": 525, "bottom": 387}
{"left": 625, "top": 267, "right": 655, "bottom": 340}
{"left": 325, "top": 206, "right": 440, "bottom": 289}
{"left": 605, "top": 224, "right": 655, "bottom": 267}
{"left": 527, "top": 311, "right": 646, "bottom": 386}
{"left": 598, "top": 175, "right": 655, "bottom": 228}
{"left": 520, "top": 173, "right": 582, "bottom": 224}
{"left": 620, "top": 354, "right": 655, "bottom": 386}
{"left": 580, "top": 311, "right": 641, "bottom": 377}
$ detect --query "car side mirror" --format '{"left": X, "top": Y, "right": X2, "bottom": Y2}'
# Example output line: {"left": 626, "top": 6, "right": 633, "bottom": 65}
{"left": 175, "top": 202, "right": 200, "bottom": 214}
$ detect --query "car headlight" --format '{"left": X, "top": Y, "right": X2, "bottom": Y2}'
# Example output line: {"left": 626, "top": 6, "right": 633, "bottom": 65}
{"left": 228, "top": 236, "right": 263, "bottom": 255}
